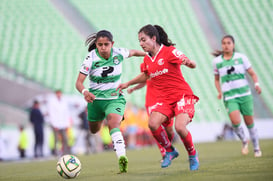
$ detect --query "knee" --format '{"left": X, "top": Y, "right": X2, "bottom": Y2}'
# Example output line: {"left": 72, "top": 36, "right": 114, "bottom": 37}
{"left": 174, "top": 123, "right": 187, "bottom": 134}
{"left": 148, "top": 120, "right": 160, "bottom": 131}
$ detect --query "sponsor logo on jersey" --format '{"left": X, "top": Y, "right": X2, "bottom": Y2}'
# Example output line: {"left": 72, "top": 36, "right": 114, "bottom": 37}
{"left": 157, "top": 58, "right": 164, "bottom": 65}
{"left": 150, "top": 68, "right": 168, "bottom": 78}
{"left": 94, "top": 62, "right": 100, "bottom": 68}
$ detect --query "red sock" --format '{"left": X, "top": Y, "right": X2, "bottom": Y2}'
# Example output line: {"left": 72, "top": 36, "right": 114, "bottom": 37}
{"left": 155, "top": 141, "right": 166, "bottom": 157}
{"left": 151, "top": 126, "right": 172, "bottom": 152}
{"left": 181, "top": 131, "right": 196, "bottom": 156}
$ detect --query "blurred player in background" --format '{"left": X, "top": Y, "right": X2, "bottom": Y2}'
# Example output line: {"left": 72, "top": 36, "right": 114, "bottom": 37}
{"left": 127, "top": 63, "right": 175, "bottom": 161}
{"left": 117, "top": 24, "right": 199, "bottom": 171}
{"left": 75, "top": 30, "right": 146, "bottom": 173}
{"left": 212, "top": 35, "right": 262, "bottom": 157}
{"left": 47, "top": 90, "right": 71, "bottom": 156}
{"left": 29, "top": 100, "right": 45, "bottom": 158}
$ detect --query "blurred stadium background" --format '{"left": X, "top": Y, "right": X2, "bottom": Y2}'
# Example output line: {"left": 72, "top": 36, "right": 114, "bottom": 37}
{"left": 0, "top": 0, "right": 272, "bottom": 159}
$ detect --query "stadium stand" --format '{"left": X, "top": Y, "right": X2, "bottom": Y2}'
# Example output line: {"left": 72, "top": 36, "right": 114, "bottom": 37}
{"left": 211, "top": 0, "right": 273, "bottom": 115}
{"left": 1, "top": 0, "right": 271, "bottom": 123}
{"left": 0, "top": 0, "right": 86, "bottom": 94}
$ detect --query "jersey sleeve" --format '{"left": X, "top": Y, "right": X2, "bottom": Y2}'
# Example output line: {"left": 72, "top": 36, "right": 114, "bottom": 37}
{"left": 140, "top": 62, "right": 145, "bottom": 72}
{"left": 169, "top": 47, "right": 188, "bottom": 64}
{"left": 142, "top": 57, "right": 149, "bottom": 74}
{"left": 79, "top": 53, "right": 92, "bottom": 75}
{"left": 242, "top": 54, "right": 251, "bottom": 70}
{"left": 115, "top": 47, "right": 130, "bottom": 59}
{"left": 212, "top": 58, "right": 219, "bottom": 75}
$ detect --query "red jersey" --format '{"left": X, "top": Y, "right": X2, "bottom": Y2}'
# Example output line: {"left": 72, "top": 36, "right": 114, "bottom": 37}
{"left": 142, "top": 45, "right": 195, "bottom": 104}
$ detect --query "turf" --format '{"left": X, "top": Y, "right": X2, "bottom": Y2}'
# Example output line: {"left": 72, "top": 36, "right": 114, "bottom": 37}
{"left": 0, "top": 139, "right": 272, "bottom": 181}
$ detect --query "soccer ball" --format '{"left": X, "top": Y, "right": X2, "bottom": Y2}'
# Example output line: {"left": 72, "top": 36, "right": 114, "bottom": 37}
{"left": 57, "top": 155, "right": 81, "bottom": 179}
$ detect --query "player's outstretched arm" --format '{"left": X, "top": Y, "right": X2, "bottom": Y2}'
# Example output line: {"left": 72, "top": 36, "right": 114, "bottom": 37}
{"left": 127, "top": 82, "right": 147, "bottom": 94}
{"left": 183, "top": 58, "right": 196, "bottom": 69}
{"left": 117, "top": 72, "right": 149, "bottom": 93}
{"left": 128, "top": 49, "right": 146, "bottom": 57}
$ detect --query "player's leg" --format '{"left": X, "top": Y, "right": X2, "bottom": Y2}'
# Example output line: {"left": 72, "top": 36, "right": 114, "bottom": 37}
{"left": 147, "top": 106, "right": 166, "bottom": 159}
{"left": 226, "top": 100, "right": 249, "bottom": 155}
{"left": 174, "top": 96, "right": 199, "bottom": 171}
{"left": 175, "top": 113, "right": 199, "bottom": 171}
{"left": 87, "top": 100, "right": 104, "bottom": 134}
{"left": 149, "top": 112, "right": 172, "bottom": 152}
{"left": 159, "top": 118, "right": 175, "bottom": 161}
{"left": 241, "top": 96, "right": 262, "bottom": 157}
{"left": 105, "top": 97, "right": 128, "bottom": 173}
{"left": 163, "top": 118, "right": 175, "bottom": 143}
{"left": 229, "top": 110, "right": 249, "bottom": 155}
{"left": 88, "top": 121, "right": 103, "bottom": 134}
{"left": 149, "top": 111, "right": 178, "bottom": 168}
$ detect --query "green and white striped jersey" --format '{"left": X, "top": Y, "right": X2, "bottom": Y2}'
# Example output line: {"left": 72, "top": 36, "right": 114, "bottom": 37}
{"left": 80, "top": 47, "right": 130, "bottom": 100}
{"left": 213, "top": 52, "right": 252, "bottom": 101}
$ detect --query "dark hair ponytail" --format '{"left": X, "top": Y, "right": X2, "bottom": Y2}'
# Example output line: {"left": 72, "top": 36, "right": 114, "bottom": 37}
{"left": 138, "top": 24, "right": 175, "bottom": 46}
{"left": 154, "top": 25, "right": 175, "bottom": 46}
{"left": 85, "top": 30, "right": 113, "bottom": 52}
{"left": 212, "top": 35, "right": 235, "bottom": 57}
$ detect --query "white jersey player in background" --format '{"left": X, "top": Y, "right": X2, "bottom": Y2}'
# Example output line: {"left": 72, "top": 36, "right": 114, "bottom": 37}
{"left": 212, "top": 35, "right": 262, "bottom": 157}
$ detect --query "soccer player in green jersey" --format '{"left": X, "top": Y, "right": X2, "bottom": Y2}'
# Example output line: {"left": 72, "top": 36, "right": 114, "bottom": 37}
{"left": 212, "top": 35, "right": 262, "bottom": 157}
{"left": 75, "top": 30, "right": 146, "bottom": 173}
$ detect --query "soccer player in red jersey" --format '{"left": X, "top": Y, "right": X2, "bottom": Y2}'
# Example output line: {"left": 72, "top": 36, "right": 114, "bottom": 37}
{"left": 127, "top": 63, "right": 175, "bottom": 161}
{"left": 117, "top": 24, "right": 199, "bottom": 170}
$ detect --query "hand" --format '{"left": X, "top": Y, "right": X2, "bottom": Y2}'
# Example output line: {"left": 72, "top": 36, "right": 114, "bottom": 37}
{"left": 116, "top": 82, "right": 130, "bottom": 93}
{"left": 127, "top": 88, "right": 134, "bottom": 94}
{"left": 217, "top": 93, "right": 222, "bottom": 100}
{"left": 255, "top": 85, "right": 262, "bottom": 94}
{"left": 83, "top": 91, "right": 96, "bottom": 103}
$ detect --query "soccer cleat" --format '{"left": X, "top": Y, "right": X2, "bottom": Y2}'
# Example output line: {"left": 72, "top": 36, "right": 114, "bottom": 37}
{"left": 254, "top": 149, "right": 262, "bottom": 157}
{"left": 189, "top": 151, "right": 199, "bottom": 171}
{"left": 241, "top": 140, "right": 249, "bottom": 155}
{"left": 119, "top": 156, "right": 128, "bottom": 173}
{"left": 161, "top": 148, "right": 179, "bottom": 168}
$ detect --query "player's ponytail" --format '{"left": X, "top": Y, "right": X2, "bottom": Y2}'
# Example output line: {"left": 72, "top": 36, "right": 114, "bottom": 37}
{"left": 154, "top": 25, "right": 175, "bottom": 46}
{"left": 138, "top": 24, "right": 175, "bottom": 47}
{"left": 85, "top": 33, "right": 97, "bottom": 52}
{"left": 85, "top": 30, "right": 113, "bottom": 52}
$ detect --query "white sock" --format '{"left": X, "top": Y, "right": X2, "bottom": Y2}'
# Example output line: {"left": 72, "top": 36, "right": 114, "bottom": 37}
{"left": 248, "top": 125, "right": 260, "bottom": 151}
{"left": 111, "top": 130, "right": 126, "bottom": 158}
{"left": 232, "top": 124, "right": 247, "bottom": 143}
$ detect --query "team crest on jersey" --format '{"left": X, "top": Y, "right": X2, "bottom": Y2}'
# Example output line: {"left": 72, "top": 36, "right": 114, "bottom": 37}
{"left": 113, "top": 56, "right": 120, "bottom": 65}
{"left": 158, "top": 58, "right": 164, "bottom": 65}
{"left": 234, "top": 59, "right": 239, "bottom": 64}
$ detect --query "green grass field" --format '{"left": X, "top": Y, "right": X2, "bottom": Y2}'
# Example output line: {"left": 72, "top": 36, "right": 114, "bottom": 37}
{"left": 0, "top": 139, "right": 272, "bottom": 181}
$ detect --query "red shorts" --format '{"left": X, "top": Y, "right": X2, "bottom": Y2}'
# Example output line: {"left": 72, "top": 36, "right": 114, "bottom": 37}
{"left": 146, "top": 105, "right": 174, "bottom": 128}
{"left": 149, "top": 95, "right": 199, "bottom": 121}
